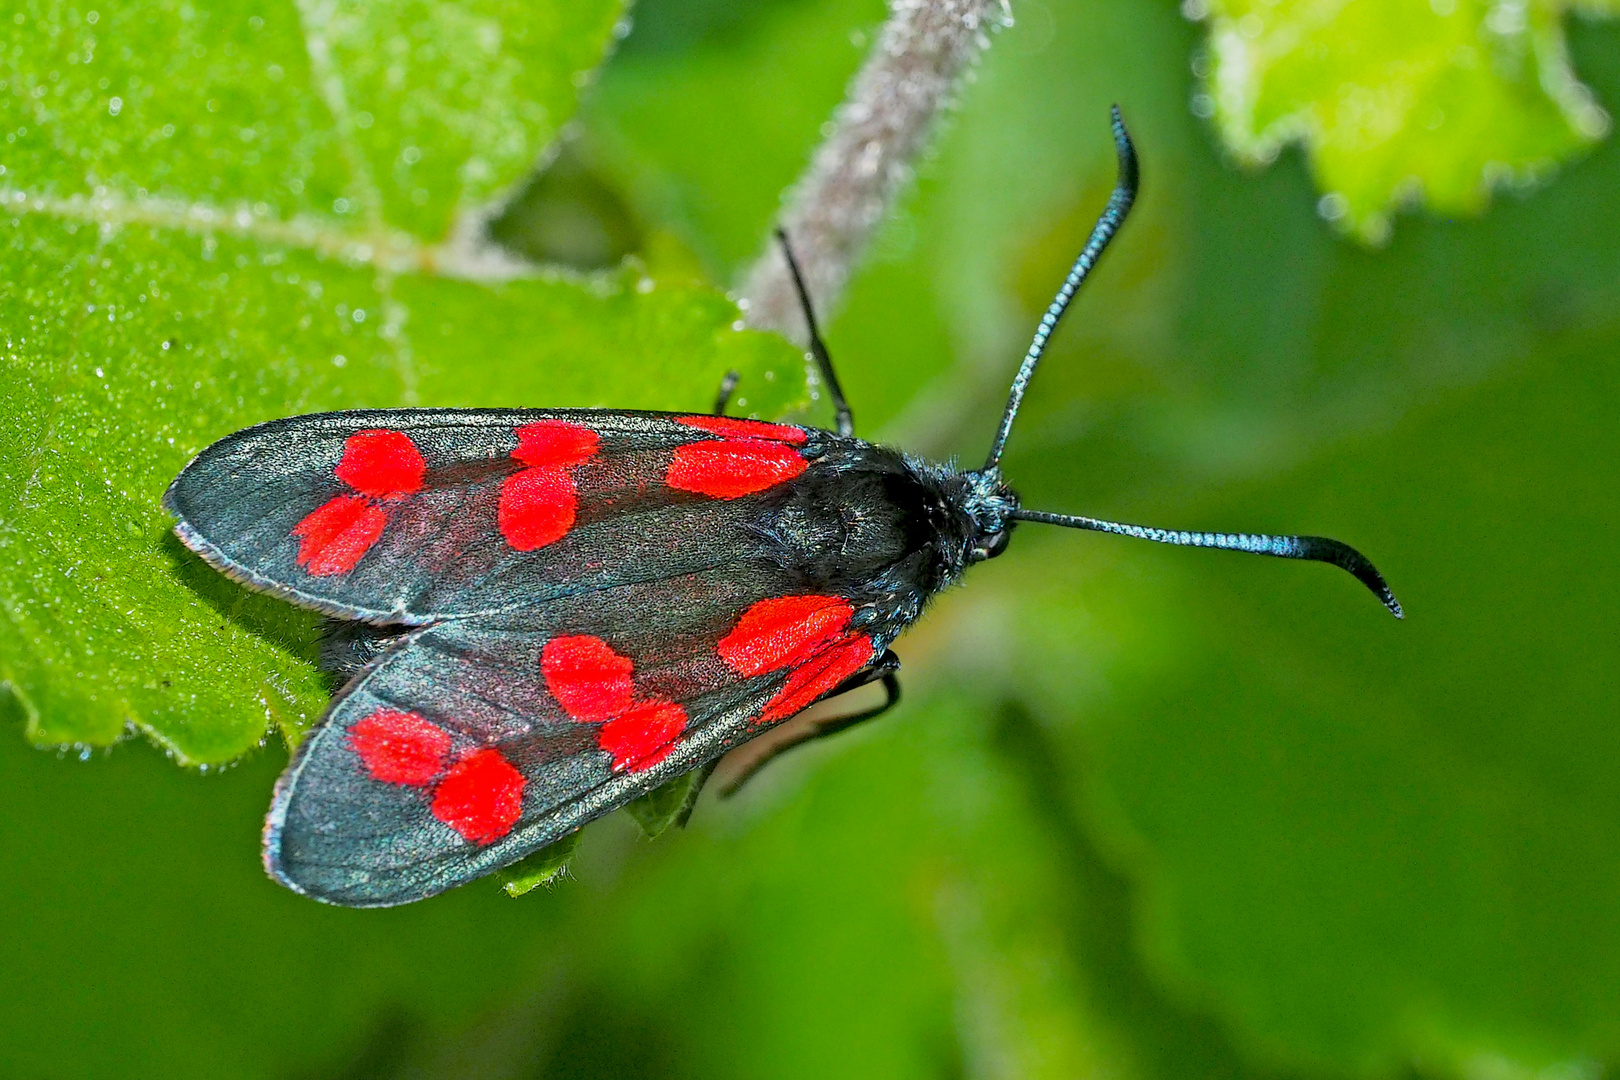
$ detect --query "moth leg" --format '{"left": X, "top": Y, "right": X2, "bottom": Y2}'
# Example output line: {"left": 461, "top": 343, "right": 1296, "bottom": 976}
{"left": 712, "top": 370, "right": 741, "bottom": 416}
{"left": 718, "top": 650, "right": 902, "bottom": 797}
{"left": 775, "top": 228, "right": 855, "bottom": 437}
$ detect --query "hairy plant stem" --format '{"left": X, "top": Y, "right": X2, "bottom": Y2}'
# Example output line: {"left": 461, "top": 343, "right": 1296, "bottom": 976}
{"left": 738, "top": 0, "right": 1011, "bottom": 345}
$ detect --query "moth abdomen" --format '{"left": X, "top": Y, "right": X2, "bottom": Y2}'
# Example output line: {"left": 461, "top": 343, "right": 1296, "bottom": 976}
{"left": 318, "top": 620, "right": 414, "bottom": 688}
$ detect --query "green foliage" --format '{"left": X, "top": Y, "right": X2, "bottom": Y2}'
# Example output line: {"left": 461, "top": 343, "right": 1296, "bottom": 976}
{"left": 623, "top": 767, "right": 710, "bottom": 838}
{"left": 2, "top": 0, "right": 1618, "bottom": 1079}
{"left": 1192, "top": 0, "right": 1617, "bottom": 242}
{"left": 0, "top": 0, "right": 806, "bottom": 763}
{"left": 497, "top": 830, "right": 581, "bottom": 896}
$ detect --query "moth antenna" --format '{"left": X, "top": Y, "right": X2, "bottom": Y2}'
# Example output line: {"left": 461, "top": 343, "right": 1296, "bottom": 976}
{"left": 983, "top": 105, "right": 1138, "bottom": 472}
{"left": 1010, "top": 509, "right": 1404, "bottom": 618}
{"left": 775, "top": 227, "right": 855, "bottom": 437}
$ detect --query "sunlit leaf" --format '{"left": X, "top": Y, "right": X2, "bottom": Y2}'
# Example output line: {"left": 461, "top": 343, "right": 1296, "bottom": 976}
{"left": 0, "top": 0, "right": 806, "bottom": 763}
{"left": 497, "top": 830, "right": 581, "bottom": 896}
{"left": 1191, "top": 0, "right": 1616, "bottom": 241}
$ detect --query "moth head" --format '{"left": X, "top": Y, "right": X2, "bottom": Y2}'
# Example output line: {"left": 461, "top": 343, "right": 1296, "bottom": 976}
{"left": 953, "top": 466, "right": 1019, "bottom": 564}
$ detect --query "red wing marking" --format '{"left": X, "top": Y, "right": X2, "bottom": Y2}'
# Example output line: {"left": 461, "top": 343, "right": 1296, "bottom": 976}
{"left": 713, "top": 595, "right": 873, "bottom": 724}
{"left": 717, "top": 595, "right": 855, "bottom": 676}
{"left": 542, "top": 635, "right": 635, "bottom": 722}
{"left": 431, "top": 748, "right": 527, "bottom": 844}
{"left": 335, "top": 429, "right": 426, "bottom": 499}
{"left": 348, "top": 709, "right": 451, "bottom": 786}
{"left": 499, "top": 420, "right": 598, "bottom": 550}
{"left": 537, "top": 633, "right": 690, "bottom": 771}
{"left": 293, "top": 495, "right": 387, "bottom": 576}
{"left": 598, "top": 701, "right": 687, "bottom": 772}
{"left": 666, "top": 440, "right": 807, "bottom": 499}
{"left": 498, "top": 465, "right": 576, "bottom": 551}
{"left": 514, "top": 420, "right": 600, "bottom": 467}
{"left": 290, "top": 429, "right": 423, "bottom": 576}
{"left": 760, "top": 634, "right": 875, "bottom": 723}
{"left": 348, "top": 709, "right": 527, "bottom": 847}
{"left": 675, "top": 415, "right": 807, "bottom": 445}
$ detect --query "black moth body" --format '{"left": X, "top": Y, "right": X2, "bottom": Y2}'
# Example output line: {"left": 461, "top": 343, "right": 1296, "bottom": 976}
{"left": 164, "top": 111, "right": 1401, "bottom": 907}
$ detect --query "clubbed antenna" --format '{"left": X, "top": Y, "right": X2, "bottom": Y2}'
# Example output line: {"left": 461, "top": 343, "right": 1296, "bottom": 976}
{"left": 1010, "top": 509, "right": 1404, "bottom": 618}
{"left": 983, "top": 107, "right": 1400, "bottom": 618}
{"left": 983, "top": 105, "right": 1138, "bottom": 472}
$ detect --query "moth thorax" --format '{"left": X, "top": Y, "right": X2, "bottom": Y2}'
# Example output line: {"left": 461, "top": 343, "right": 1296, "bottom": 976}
{"left": 752, "top": 463, "right": 951, "bottom": 594}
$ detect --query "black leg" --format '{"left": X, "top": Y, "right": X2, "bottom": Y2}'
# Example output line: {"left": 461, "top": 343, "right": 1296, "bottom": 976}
{"left": 718, "top": 650, "right": 902, "bottom": 797}
{"left": 775, "top": 228, "right": 855, "bottom": 437}
{"left": 712, "top": 370, "right": 741, "bottom": 416}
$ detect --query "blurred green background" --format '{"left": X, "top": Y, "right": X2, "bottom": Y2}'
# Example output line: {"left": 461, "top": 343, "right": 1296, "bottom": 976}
{"left": 3, "top": 0, "right": 1619, "bottom": 1078}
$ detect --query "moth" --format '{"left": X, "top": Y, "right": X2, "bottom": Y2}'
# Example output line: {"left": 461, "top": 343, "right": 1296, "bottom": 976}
{"left": 165, "top": 110, "right": 1400, "bottom": 907}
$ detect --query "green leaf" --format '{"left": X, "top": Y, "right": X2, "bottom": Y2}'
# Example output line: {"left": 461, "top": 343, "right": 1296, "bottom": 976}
{"left": 623, "top": 767, "right": 710, "bottom": 838}
{"left": 497, "top": 830, "right": 581, "bottom": 896}
{"left": 0, "top": 0, "right": 808, "bottom": 764}
{"left": 1192, "top": 0, "right": 1617, "bottom": 242}
{"left": 3, "top": 0, "right": 628, "bottom": 240}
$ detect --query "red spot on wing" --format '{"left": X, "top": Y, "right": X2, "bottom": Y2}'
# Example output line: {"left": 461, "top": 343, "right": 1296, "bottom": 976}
{"left": 514, "top": 420, "right": 599, "bottom": 467}
{"left": 497, "top": 421, "right": 597, "bottom": 550}
{"left": 431, "top": 748, "right": 527, "bottom": 844}
{"left": 290, "top": 429, "right": 423, "bottom": 576}
{"left": 348, "top": 709, "right": 450, "bottom": 786}
{"left": 499, "top": 465, "right": 577, "bottom": 551}
{"left": 539, "top": 635, "right": 687, "bottom": 770}
{"left": 760, "top": 635, "right": 875, "bottom": 723}
{"left": 542, "top": 635, "right": 635, "bottom": 722}
{"left": 666, "top": 440, "right": 807, "bottom": 499}
{"left": 598, "top": 701, "right": 687, "bottom": 772}
{"left": 717, "top": 595, "right": 855, "bottom": 676}
{"left": 292, "top": 495, "right": 387, "bottom": 575}
{"left": 335, "top": 429, "right": 426, "bottom": 498}
{"left": 676, "top": 415, "right": 807, "bottom": 444}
